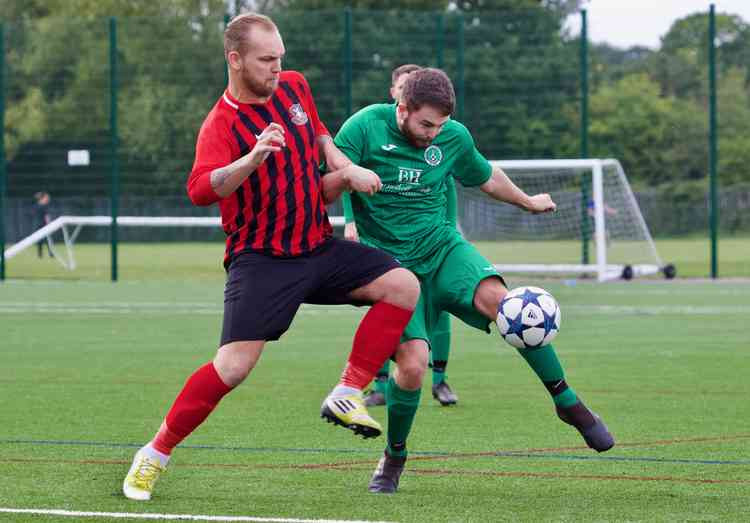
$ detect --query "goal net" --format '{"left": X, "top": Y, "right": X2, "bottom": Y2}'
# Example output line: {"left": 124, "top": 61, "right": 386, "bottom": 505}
{"left": 457, "top": 159, "right": 671, "bottom": 282}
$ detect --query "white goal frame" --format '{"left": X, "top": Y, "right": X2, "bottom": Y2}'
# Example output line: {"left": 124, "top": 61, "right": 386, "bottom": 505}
{"left": 486, "top": 159, "right": 664, "bottom": 282}
{"left": 3, "top": 215, "right": 345, "bottom": 270}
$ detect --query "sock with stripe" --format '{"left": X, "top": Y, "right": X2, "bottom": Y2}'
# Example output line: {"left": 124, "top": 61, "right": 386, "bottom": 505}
{"left": 339, "top": 301, "right": 413, "bottom": 390}
{"left": 151, "top": 362, "right": 233, "bottom": 455}
{"left": 430, "top": 312, "right": 451, "bottom": 386}
{"left": 385, "top": 377, "right": 421, "bottom": 458}
{"left": 516, "top": 344, "right": 594, "bottom": 427}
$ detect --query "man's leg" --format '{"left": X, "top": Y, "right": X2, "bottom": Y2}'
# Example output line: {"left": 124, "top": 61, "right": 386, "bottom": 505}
{"left": 123, "top": 341, "right": 263, "bottom": 501}
{"left": 369, "top": 339, "right": 429, "bottom": 494}
{"left": 321, "top": 267, "right": 419, "bottom": 438}
{"left": 430, "top": 311, "right": 457, "bottom": 406}
{"left": 473, "top": 277, "right": 614, "bottom": 452}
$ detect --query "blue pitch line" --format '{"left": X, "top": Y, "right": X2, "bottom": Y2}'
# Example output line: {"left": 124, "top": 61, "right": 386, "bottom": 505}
{"left": 2, "top": 439, "right": 749, "bottom": 467}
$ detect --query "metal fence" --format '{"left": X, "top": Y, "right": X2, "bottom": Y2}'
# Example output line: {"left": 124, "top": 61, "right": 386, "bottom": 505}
{"left": 0, "top": 7, "right": 743, "bottom": 278}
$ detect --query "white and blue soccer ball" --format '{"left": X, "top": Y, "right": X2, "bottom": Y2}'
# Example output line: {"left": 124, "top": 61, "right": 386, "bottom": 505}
{"left": 496, "top": 286, "right": 561, "bottom": 349}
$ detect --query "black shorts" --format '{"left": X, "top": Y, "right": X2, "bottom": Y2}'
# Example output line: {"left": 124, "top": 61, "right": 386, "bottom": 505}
{"left": 220, "top": 238, "right": 400, "bottom": 344}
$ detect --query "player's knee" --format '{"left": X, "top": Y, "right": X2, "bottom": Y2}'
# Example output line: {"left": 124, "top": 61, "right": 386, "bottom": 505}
{"left": 393, "top": 341, "right": 428, "bottom": 389}
{"left": 214, "top": 342, "right": 263, "bottom": 387}
{"left": 383, "top": 268, "right": 420, "bottom": 309}
{"left": 473, "top": 276, "right": 507, "bottom": 319}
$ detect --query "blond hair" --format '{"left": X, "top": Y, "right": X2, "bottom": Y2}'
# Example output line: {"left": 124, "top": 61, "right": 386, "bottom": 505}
{"left": 224, "top": 13, "right": 277, "bottom": 58}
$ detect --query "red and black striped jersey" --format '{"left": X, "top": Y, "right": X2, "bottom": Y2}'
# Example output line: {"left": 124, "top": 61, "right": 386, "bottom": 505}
{"left": 187, "top": 70, "right": 333, "bottom": 267}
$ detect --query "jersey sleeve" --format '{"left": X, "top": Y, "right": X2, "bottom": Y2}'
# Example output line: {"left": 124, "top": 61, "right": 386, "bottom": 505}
{"left": 333, "top": 110, "right": 367, "bottom": 164}
{"left": 186, "top": 117, "right": 234, "bottom": 206}
{"left": 450, "top": 124, "right": 492, "bottom": 188}
{"left": 445, "top": 175, "right": 457, "bottom": 226}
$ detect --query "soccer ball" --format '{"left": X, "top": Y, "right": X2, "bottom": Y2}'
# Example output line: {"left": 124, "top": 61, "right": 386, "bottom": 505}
{"left": 496, "top": 286, "right": 561, "bottom": 349}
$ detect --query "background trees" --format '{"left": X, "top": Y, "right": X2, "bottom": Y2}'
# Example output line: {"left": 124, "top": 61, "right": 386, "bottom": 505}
{"left": 2, "top": 0, "right": 749, "bottom": 205}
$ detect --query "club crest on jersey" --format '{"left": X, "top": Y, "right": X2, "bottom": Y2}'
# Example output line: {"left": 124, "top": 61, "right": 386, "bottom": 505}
{"left": 289, "top": 103, "right": 309, "bottom": 125}
{"left": 424, "top": 145, "right": 442, "bottom": 166}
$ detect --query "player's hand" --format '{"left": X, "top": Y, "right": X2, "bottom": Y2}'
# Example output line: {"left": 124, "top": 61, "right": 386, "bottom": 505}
{"left": 526, "top": 193, "right": 556, "bottom": 214}
{"left": 344, "top": 222, "right": 359, "bottom": 242}
{"left": 345, "top": 165, "right": 382, "bottom": 196}
{"left": 247, "top": 123, "right": 286, "bottom": 168}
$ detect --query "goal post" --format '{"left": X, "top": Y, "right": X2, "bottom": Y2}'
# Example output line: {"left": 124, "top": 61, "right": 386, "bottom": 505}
{"left": 457, "top": 159, "right": 674, "bottom": 282}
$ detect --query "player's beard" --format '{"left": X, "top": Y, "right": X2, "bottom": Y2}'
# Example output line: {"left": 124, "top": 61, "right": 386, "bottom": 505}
{"left": 401, "top": 116, "right": 433, "bottom": 149}
{"left": 241, "top": 67, "right": 278, "bottom": 99}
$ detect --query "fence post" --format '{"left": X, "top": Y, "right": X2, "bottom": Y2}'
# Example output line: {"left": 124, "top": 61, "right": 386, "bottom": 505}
{"left": 110, "top": 17, "right": 119, "bottom": 282}
{"left": 580, "top": 9, "right": 590, "bottom": 265}
{"left": 435, "top": 12, "right": 444, "bottom": 69}
{"left": 708, "top": 4, "right": 719, "bottom": 279}
{"left": 456, "top": 13, "right": 465, "bottom": 121}
{"left": 0, "top": 23, "right": 5, "bottom": 281}
{"left": 343, "top": 7, "right": 352, "bottom": 117}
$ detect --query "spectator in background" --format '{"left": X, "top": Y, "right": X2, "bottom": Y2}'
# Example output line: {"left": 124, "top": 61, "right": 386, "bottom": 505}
{"left": 32, "top": 191, "right": 53, "bottom": 258}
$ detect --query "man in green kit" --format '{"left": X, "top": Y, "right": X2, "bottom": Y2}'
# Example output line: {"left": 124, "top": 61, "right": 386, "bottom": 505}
{"left": 334, "top": 68, "right": 614, "bottom": 494}
{"left": 344, "top": 64, "right": 460, "bottom": 407}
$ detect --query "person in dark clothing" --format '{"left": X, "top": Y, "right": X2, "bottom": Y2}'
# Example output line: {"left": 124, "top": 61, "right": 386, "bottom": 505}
{"left": 32, "top": 192, "right": 53, "bottom": 258}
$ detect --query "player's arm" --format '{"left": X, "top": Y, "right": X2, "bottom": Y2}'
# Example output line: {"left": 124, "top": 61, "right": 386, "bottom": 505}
{"left": 318, "top": 135, "right": 354, "bottom": 172}
{"left": 321, "top": 107, "right": 381, "bottom": 206}
{"left": 187, "top": 122, "right": 285, "bottom": 205}
{"left": 479, "top": 164, "right": 556, "bottom": 214}
{"left": 209, "top": 124, "right": 286, "bottom": 199}
{"left": 340, "top": 192, "right": 359, "bottom": 241}
{"left": 320, "top": 164, "right": 382, "bottom": 204}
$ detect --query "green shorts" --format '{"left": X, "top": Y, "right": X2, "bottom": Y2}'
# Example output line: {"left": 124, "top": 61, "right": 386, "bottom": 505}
{"left": 402, "top": 240, "right": 503, "bottom": 345}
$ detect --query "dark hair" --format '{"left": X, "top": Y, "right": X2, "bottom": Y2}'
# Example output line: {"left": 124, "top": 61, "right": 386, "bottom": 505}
{"left": 400, "top": 68, "right": 455, "bottom": 116}
{"left": 391, "top": 64, "right": 421, "bottom": 85}
{"left": 224, "top": 13, "right": 277, "bottom": 58}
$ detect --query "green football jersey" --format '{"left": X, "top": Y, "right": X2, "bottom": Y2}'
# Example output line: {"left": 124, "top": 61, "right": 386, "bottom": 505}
{"left": 335, "top": 103, "right": 492, "bottom": 271}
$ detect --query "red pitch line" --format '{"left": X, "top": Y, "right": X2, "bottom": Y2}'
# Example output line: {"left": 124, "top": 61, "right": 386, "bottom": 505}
{"left": 282, "top": 433, "right": 750, "bottom": 470}
{"left": 2, "top": 458, "right": 748, "bottom": 485}
{"left": 405, "top": 468, "right": 750, "bottom": 485}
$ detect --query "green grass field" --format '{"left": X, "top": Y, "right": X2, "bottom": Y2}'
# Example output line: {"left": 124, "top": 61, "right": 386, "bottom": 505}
{"left": 1, "top": 246, "right": 749, "bottom": 522}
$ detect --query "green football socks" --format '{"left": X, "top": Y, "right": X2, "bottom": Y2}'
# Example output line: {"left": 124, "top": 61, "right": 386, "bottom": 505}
{"left": 430, "top": 312, "right": 451, "bottom": 385}
{"left": 516, "top": 343, "right": 579, "bottom": 408}
{"left": 385, "top": 377, "right": 421, "bottom": 458}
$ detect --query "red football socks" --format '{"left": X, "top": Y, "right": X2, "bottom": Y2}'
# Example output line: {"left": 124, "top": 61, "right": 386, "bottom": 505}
{"left": 151, "top": 362, "right": 232, "bottom": 455}
{"left": 340, "top": 301, "right": 414, "bottom": 389}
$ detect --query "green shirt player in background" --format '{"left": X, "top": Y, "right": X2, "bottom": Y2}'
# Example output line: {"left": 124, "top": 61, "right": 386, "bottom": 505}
{"left": 343, "top": 64, "right": 459, "bottom": 407}
{"left": 334, "top": 68, "right": 615, "bottom": 494}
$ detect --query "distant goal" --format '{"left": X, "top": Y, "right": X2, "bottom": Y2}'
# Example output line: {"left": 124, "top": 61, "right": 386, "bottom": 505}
{"left": 457, "top": 159, "right": 675, "bottom": 282}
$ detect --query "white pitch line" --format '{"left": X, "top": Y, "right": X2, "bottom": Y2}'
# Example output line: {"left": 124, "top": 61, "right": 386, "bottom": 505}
{"left": 1, "top": 303, "right": 749, "bottom": 315}
{"left": 0, "top": 507, "right": 396, "bottom": 523}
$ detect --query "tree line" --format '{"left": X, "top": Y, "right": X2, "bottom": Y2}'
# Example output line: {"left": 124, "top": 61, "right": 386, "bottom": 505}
{"left": 2, "top": 0, "right": 749, "bottom": 202}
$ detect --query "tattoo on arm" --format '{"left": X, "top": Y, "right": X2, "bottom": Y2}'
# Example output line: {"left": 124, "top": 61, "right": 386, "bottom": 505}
{"left": 210, "top": 167, "right": 232, "bottom": 190}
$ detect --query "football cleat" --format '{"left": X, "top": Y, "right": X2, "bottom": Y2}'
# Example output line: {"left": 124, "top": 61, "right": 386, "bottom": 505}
{"left": 321, "top": 394, "right": 382, "bottom": 439}
{"left": 363, "top": 389, "right": 386, "bottom": 407}
{"left": 123, "top": 449, "right": 165, "bottom": 501}
{"left": 557, "top": 401, "right": 615, "bottom": 452}
{"left": 368, "top": 451, "right": 406, "bottom": 494}
{"left": 431, "top": 381, "right": 458, "bottom": 406}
